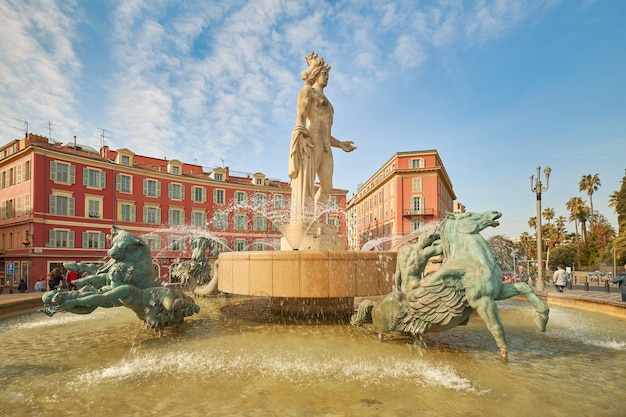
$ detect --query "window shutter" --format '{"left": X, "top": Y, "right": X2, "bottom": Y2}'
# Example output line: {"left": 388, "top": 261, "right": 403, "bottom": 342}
{"left": 49, "top": 230, "right": 55, "bottom": 247}
{"left": 69, "top": 198, "right": 75, "bottom": 216}
{"left": 50, "top": 161, "right": 56, "bottom": 180}
{"left": 49, "top": 195, "right": 56, "bottom": 214}
{"left": 70, "top": 165, "right": 76, "bottom": 184}
{"left": 69, "top": 231, "right": 74, "bottom": 248}
{"left": 100, "top": 171, "right": 106, "bottom": 188}
{"left": 83, "top": 168, "right": 88, "bottom": 186}
{"left": 82, "top": 232, "right": 88, "bottom": 248}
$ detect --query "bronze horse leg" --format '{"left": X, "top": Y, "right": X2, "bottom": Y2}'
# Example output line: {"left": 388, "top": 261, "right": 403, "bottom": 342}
{"left": 499, "top": 282, "right": 550, "bottom": 332}
{"left": 467, "top": 294, "right": 508, "bottom": 361}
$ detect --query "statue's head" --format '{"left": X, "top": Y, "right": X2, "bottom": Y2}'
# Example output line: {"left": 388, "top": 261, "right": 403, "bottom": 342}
{"left": 107, "top": 227, "right": 151, "bottom": 262}
{"left": 442, "top": 211, "right": 502, "bottom": 235}
{"left": 301, "top": 51, "right": 331, "bottom": 86}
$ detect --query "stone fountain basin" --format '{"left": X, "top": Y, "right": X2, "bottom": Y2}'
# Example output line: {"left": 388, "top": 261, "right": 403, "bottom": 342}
{"left": 218, "top": 250, "right": 396, "bottom": 298}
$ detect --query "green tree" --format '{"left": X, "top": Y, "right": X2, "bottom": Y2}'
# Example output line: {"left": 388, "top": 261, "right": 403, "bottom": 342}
{"left": 566, "top": 196, "right": 585, "bottom": 242}
{"left": 611, "top": 169, "right": 626, "bottom": 264}
{"left": 579, "top": 173, "right": 601, "bottom": 230}
{"left": 542, "top": 207, "right": 555, "bottom": 224}
{"left": 548, "top": 243, "right": 577, "bottom": 270}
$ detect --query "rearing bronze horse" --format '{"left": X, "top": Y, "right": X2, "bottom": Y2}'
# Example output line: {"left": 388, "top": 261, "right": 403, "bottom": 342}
{"left": 352, "top": 211, "right": 549, "bottom": 361}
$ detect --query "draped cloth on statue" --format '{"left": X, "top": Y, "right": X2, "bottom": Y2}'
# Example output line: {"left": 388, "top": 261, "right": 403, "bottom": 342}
{"left": 288, "top": 125, "right": 315, "bottom": 221}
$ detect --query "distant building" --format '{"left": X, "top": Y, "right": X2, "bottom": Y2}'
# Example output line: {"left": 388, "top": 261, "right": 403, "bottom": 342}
{"left": 0, "top": 133, "right": 347, "bottom": 290}
{"left": 346, "top": 150, "right": 458, "bottom": 250}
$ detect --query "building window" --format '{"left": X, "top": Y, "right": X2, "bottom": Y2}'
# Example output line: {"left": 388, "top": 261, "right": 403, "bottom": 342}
{"left": 255, "top": 178, "right": 263, "bottom": 185}
{"left": 143, "top": 179, "right": 161, "bottom": 197}
{"left": 121, "top": 155, "right": 130, "bottom": 165}
{"left": 274, "top": 194, "right": 285, "bottom": 208}
{"left": 234, "top": 239, "right": 247, "bottom": 251}
{"left": 87, "top": 199, "right": 101, "bottom": 218}
{"left": 252, "top": 193, "right": 267, "bottom": 208}
{"left": 82, "top": 231, "right": 105, "bottom": 249}
{"left": 168, "top": 183, "right": 184, "bottom": 200}
{"left": 24, "top": 194, "right": 30, "bottom": 214}
{"left": 191, "top": 210, "right": 206, "bottom": 227}
{"left": 116, "top": 174, "right": 132, "bottom": 193}
{"left": 168, "top": 208, "right": 184, "bottom": 225}
{"left": 144, "top": 235, "right": 161, "bottom": 251}
{"left": 172, "top": 166, "right": 180, "bottom": 175}
{"left": 412, "top": 178, "right": 422, "bottom": 192}
{"left": 411, "top": 197, "right": 423, "bottom": 214}
{"left": 1, "top": 199, "right": 14, "bottom": 219}
{"left": 50, "top": 193, "right": 75, "bottom": 216}
{"left": 212, "top": 212, "right": 227, "bottom": 229}
{"left": 252, "top": 240, "right": 267, "bottom": 251}
{"left": 49, "top": 229, "right": 74, "bottom": 248}
{"left": 83, "top": 167, "right": 106, "bottom": 189}
{"left": 50, "top": 161, "right": 75, "bottom": 184}
{"left": 411, "top": 219, "right": 423, "bottom": 232}
{"left": 143, "top": 205, "right": 161, "bottom": 224}
{"left": 214, "top": 173, "right": 223, "bottom": 181}
{"left": 168, "top": 236, "right": 184, "bottom": 251}
{"left": 329, "top": 196, "right": 339, "bottom": 210}
{"left": 410, "top": 158, "right": 424, "bottom": 169}
{"left": 191, "top": 186, "right": 206, "bottom": 203}
{"left": 235, "top": 191, "right": 247, "bottom": 205}
{"left": 213, "top": 189, "right": 225, "bottom": 204}
{"left": 328, "top": 215, "right": 339, "bottom": 230}
{"left": 253, "top": 215, "right": 267, "bottom": 231}
{"left": 118, "top": 202, "right": 136, "bottom": 222}
{"left": 234, "top": 214, "right": 248, "bottom": 230}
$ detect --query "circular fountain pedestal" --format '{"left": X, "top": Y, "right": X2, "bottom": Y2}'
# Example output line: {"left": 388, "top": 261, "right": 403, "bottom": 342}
{"left": 218, "top": 250, "right": 396, "bottom": 314}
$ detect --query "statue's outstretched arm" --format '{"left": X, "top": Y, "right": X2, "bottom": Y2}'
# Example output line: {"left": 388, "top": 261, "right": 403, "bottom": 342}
{"left": 330, "top": 136, "right": 356, "bottom": 152}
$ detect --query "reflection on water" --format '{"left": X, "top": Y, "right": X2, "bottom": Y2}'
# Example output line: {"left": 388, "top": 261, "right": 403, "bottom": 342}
{"left": 1, "top": 297, "right": 624, "bottom": 417}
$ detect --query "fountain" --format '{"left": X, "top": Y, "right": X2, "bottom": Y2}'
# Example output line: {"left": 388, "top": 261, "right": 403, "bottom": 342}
{"left": 217, "top": 51, "right": 396, "bottom": 315}
{"left": 2, "top": 51, "right": 625, "bottom": 416}
{"left": 2, "top": 298, "right": 624, "bottom": 415}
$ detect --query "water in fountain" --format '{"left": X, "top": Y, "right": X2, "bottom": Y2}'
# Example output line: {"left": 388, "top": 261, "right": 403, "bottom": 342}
{"left": 3, "top": 298, "right": 624, "bottom": 416}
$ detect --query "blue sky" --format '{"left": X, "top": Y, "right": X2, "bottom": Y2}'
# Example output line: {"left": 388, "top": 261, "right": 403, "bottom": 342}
{"left": 1, "top": 0, "right": 624, "bottom": 238}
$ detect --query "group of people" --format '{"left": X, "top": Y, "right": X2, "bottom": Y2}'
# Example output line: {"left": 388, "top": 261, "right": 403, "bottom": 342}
{"left": 10, "top": 267, "right": 83, "bottom": 294}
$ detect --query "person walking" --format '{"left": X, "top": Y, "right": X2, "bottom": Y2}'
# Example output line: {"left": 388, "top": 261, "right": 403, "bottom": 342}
{"left": 34, "top": 278, "right": 45, "bottom": 292}
{"left": 553, "top": 264, "right": 567, "bottom": 293}
{"left": 611, "top": 263, "right": 626, "bottom": 302}
{"left": 17, "top": 279, "right": 27, "bottom": 293}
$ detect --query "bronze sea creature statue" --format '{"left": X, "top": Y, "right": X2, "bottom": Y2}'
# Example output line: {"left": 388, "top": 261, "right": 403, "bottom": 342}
{"left": 352, "top": 211, "right": 549, "bottom": 361}
{"left": 41, "top": 226, "right": 200, "bottom": 332}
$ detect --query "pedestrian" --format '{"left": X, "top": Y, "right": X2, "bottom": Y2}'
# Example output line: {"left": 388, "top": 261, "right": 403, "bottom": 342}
{"left": 66, "top": 269, "right": 80, "bottom": 290}
{"left": 17, "top": 279, "right": 27, "bottom": 293}
{"left": 34, "top": 278, "right": 45, "bottom": 292}
{"left": 514, "top": 265, "right": 529, "bottom": 283}
{"left": 48, "top": 268, "right": 62, "bottom": 291}
{"left": 611, "top": 263, "right": 626, "bottom": 302}
{"left": 553, "top": 264, "right": 567, "bottom": 293}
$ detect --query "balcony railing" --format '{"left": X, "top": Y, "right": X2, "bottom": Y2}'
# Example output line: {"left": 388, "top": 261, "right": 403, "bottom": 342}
{"left": 402, "top": 208, "right": 435, "bottom": 216}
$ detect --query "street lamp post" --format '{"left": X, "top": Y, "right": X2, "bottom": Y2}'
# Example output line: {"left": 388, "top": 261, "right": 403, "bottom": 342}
{"left": 530, "top": 166, "right": 551, "bottom": 291}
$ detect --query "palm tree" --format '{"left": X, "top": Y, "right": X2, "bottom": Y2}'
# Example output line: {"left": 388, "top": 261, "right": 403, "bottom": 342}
{"left": 576, "top": 206, "right": 591, "bottom": 243}
{"left": 542, "top": 207, "right": 555, "bottom": 224}
{"left": 566, "top": 197, "right": 585, "bottom": 242}
{"left": 608, "top": 190, "right": 619, "bottom": 213}
{"left": 554, "top": 216, "right": 567, "bottom": 246}
{"left": 579, "top": 173, "right": 601, "bottom": 230}
{"left": 528, "top": 217, "right": 537, "bottom": 231}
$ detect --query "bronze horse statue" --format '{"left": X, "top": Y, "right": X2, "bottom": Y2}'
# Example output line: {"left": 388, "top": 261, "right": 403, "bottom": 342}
{"left": 352, "top": 211, "right": 549, "bottom": 361}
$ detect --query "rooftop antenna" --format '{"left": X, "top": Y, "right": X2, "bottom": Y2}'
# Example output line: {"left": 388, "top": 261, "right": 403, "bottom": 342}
{"left": 11, "top": 117, "right": 28, "bottom": 136}
{"left": 46, "top": 121, "right": 58, "bottom": 141}
{"left": 220, "top": 158, "right": 225, "bottom": 167}
{"left": 97, "top": 127, "right": 112, "bottom": 148}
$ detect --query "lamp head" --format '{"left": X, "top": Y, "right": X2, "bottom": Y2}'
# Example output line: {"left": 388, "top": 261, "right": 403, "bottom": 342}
{"left": 544, "top": 166, "right": 551, "bottom": 178}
